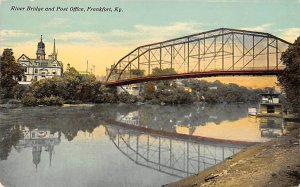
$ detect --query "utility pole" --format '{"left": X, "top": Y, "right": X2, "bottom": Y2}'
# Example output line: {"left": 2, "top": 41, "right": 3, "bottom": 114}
{"left": 86, "top": 60, "right": 89, "bottom": 73}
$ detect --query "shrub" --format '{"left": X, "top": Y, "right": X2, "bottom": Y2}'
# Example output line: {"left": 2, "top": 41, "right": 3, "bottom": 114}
{"left": 21, "top": 93, "right": 38, "bottom": 106}
{"left": 118, "top": 92, "right": 138, "bottom": 103}
{"left": 38, "top": 96, "right": 63, "bottom": 106}
{"left": 12, "top": 84, "right": 30, "bottom": 99}
{"left": 64, "top": 100, "right": 83, "bottom": 104}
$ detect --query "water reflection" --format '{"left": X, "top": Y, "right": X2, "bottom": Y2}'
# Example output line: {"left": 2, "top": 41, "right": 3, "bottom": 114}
{"left": 0, "top": 104, "right": 289, "bottom": 186}
{"left": 105, "top": 124, "right": 246, "bottom": 178}
{"left": 259, "top": 117, "right": 284, "bottom": 138}
{"left": 112, "top": 103, "right": 250, "bottom": 134}
{"left": 15, "top": 127, "right": 61, "bottom": 170}
{"left": 0, "top": 125, "right": 22, "bottom": 160}
{"left": 112, "top": 104, "right": 281, "bottom": 142}
{"left": 0, "top": 104, "right": 282, "bottom": 162}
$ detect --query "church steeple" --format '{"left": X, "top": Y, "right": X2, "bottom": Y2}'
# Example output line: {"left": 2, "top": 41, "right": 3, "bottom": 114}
{"left": 36, "top": 35, "right": 46, "bottom": 60}
{"left": 53, "top": 39, "right": 56, "bottom": 54}
{"left": 51, "top": 39, "right": 58, "bottom": 60}
{"left": 32, "top": 144, "right": 42, "bottom": 172}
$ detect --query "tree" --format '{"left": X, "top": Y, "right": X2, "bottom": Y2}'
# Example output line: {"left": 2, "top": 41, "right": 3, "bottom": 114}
{"left": 0, "top": 49, "right": 24, "bottom": 98}
{"left": 151, "top": 67, "right": 177, "bottom": 76}
{"left": 277, "top": 37, "right": 300, "bottom": 116}
{"left": 143, "top": 81, "right": 156, "bottom": 99}
{"left": 131, "top": 69, "right": 144, "bottom": 77}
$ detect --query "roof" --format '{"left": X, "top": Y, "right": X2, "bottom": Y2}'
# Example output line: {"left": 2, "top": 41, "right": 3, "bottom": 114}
{"left": 17, "top": 55, "right": 63, "bottom": 67}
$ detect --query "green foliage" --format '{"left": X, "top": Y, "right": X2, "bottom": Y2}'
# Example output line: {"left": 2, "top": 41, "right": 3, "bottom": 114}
{"left": 131, "top": 69, "right": 144, "bottom": 76}
{"left": 151, "top": 67, "right": 177, "bottom": 76}
{"left": 94, "top": 85, "right": 117, "bottom": 103}
{"left": 38, "top": 96, "right": 63, "bottom": 106}
{"left": 22, "top": 66, "right": 118, "bottom": 106}
{"left": 0, "top": 49, "right": 24, "bottom": 98}
{"left": 118, "top": 92, "right": 138, "bottom": 103}
{"left": 157, "top": 87, "right": 193, "bottom": 104}
{"left": 21, "top": 93, "right": 38, "bottom": 106}
{"left": 143, "top": 82, "right": 156, "bottom": 100}
{"left": 30, "top": 77, "right": 62, "bottom": 98}
{"left": 157, "top": 87, "right": 195, "bottom": 104}
{"left": 277, "top": 37, "right": 300, "bottom": 116}
{"left": 182, "top": 79, "right": 262, "bottom": 103}
{"left": 12, "top": 84, "right": 30, "bottom": 99}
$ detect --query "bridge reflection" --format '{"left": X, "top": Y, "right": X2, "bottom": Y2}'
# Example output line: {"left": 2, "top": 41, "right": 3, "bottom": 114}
{"left": 104, "top": 123, "right": 247, "bottom": 178}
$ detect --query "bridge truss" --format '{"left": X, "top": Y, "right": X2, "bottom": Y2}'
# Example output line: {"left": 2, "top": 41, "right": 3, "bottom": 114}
{"left": 105, "top": 124, "right": 247, "bottom": 178}
{"left": 106, "top": 28, "right": 291, "bottom": 86}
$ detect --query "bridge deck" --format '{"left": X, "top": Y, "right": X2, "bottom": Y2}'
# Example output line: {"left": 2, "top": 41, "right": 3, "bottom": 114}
{"left": 105, "top": 69, "right": 283, "bottom": 86}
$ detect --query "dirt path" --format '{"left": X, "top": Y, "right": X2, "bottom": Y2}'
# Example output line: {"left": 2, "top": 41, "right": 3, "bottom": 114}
{"left": 166, "top": 124, "right": 300, "bottom": 187}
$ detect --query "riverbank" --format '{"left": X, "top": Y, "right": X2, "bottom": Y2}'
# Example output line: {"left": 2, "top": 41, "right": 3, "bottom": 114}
{"left": 166, "top": 124, "right": 300, "bottom": 187}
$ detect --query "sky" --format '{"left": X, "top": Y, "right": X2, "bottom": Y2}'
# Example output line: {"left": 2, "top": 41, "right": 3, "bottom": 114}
{"left": 1, "top": 0, "right": 300, "bottom": 88}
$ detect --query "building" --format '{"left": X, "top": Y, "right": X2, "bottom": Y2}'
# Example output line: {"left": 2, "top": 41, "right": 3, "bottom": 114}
{"left": 17, "top": 35, "right": 63, "bottom": 84}
{"left": 117, "top": 84, "right": 140, "bottom": 96}
{"left": 258, "top": 93, "right": 282, "bottom": 117}
{"left": 175, "top": 79, "right": 192, "bottom": 93}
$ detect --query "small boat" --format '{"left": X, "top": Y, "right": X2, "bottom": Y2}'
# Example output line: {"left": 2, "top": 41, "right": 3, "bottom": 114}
{"left": 248, "top": 108, "right": 257, "bottom": 116}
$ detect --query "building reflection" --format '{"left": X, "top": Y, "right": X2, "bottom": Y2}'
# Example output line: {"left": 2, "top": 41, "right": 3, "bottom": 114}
{"left": 15, "top": 127, "right": 61, "bottom": 171}
{"left": 104, "top": 124, "right": 248, "bottom": 178}
{"left": 259, "top": 117, "right": 284, "bottom": 138}
{"left": 116, "top": 111, "right": 140, "bottom": 126}
{"left": 115, "top": 106, "right": 289, "bottom": 140}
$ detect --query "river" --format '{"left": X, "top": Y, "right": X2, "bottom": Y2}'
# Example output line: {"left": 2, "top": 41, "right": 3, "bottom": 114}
{"left": 0, "top": 103, "right": 283, "bottom": 187}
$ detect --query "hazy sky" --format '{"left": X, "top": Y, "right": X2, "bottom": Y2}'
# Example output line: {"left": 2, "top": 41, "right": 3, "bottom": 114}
{"left": 1, "top": 0, "right": 299, "bottom": 87}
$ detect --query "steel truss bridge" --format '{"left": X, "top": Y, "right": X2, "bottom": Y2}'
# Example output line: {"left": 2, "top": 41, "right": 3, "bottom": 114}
{"left": 104, "top": 122, "right": 251, "bottom": 178}
{"left": 105, "top": 28, "right": 291, "bottom": 86}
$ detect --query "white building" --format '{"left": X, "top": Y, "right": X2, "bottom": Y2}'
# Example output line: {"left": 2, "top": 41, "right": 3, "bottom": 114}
{"left": 117, "top": 84, "right": 140, "bottom": 96}
{"left": 17, "top": 35, "right": 63, "bottom": 84}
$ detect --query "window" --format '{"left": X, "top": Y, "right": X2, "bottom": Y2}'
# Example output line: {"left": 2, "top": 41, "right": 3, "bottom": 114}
{"left": 24, "top": 67, "right": 27, "bottom": 73}
{"left": 41, "top": 71, "right": 46, "bottom": 78}
{"left": 34, "top": 76, "right": 37, "bottom": 81}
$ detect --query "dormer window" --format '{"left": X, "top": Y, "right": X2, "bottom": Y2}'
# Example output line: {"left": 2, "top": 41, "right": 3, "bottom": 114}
{"left": 41, "top": 72, "right": 46, "bottom": 77}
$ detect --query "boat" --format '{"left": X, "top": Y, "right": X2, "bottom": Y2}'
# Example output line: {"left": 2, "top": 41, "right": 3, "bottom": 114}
{"left": 248, "top": 108, "right": 257, "bottom": 116}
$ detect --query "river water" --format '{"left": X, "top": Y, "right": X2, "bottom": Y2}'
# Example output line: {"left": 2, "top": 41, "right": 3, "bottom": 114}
{"left": 0, "top": 103, "right": 283, "bottom": 187}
